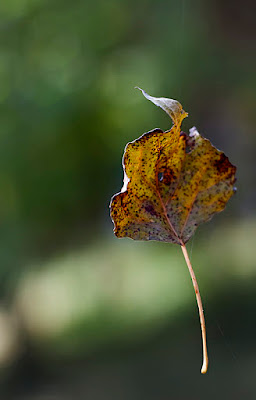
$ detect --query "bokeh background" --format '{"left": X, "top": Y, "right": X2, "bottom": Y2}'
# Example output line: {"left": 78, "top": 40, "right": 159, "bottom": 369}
{"left": 0, "top": 0, "right": 255, "bottom": 398}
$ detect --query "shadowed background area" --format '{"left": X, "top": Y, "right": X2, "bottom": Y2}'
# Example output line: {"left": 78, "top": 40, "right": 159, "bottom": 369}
{"left": 0, "top": 0, "right": 256, "bottom": 398}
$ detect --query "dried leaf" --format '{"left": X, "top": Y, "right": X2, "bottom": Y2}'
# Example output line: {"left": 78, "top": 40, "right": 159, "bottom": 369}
{"left": 111, "top": 91, "right": 236, "bottom": 246}
{"left": 110, "top": 89, "right": 237, "bottom": 374}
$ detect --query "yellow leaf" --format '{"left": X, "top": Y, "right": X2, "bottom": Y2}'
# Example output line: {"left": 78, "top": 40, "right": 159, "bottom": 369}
{"left": 110, "top": 93, "right": 236, "bottom": 245}
{"left": 110, "top": 89, "right": 237, "bottom": 374}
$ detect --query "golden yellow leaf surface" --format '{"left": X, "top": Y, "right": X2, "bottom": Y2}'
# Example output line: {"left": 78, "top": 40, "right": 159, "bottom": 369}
{"left": 110, "top": 91, "right": 236, "bottom": 245}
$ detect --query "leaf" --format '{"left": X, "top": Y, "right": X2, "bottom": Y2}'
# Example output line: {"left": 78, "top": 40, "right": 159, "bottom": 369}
{"left": 111, "top": 90, "right": 236, "bottom": 246}
{"left": 110, "top": 88, "right": 237, "bottom": 374}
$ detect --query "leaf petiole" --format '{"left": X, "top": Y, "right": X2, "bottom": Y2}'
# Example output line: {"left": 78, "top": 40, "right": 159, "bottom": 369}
{"left": 180, "top": 242, "right": 209, "bottom": 374}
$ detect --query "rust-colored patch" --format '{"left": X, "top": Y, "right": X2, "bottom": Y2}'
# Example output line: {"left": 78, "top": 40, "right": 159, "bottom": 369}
{"left": 162, "top": 168, "right": 175, "bottom": 186}
{"left": 215, "top": 152, "right": 234, "bottom": 174}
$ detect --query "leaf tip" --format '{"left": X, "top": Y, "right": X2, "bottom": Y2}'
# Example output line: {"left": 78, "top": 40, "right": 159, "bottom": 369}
{"left": 135, "top": 87, "right": 188, "bottom": 126}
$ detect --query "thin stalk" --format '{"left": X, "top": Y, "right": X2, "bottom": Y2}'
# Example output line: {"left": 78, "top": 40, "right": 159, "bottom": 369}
{"left": 180, "top": 242, "right": 208, "bottom": 374}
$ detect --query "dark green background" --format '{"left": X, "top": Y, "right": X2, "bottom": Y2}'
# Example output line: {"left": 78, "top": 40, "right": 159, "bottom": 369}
{"left": 0, "top": 0, "right": 255, "bottom": 398}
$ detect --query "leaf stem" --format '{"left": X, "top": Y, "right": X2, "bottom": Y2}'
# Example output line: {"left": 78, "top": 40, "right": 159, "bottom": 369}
{"left": 180, "top": 242, "right": 208, "bottom": 374}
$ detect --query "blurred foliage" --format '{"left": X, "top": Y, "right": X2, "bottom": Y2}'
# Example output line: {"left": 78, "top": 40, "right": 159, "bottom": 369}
{"left": 0, "top": 0, "right": 255, "bottom": 398}
{"left": 14, "top": 219, "right": 256, "bottom": 356}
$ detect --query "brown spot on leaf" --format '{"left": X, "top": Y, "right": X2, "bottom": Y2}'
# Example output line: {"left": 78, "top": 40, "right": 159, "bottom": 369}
{"left": 143, "top": 201, "right": 158, "bottom": 217}
{"left": 162, "top": 168, "right": 175, "bottom": 186}
{"left": 214, "top": 153, "right": 231, "bottom": 173}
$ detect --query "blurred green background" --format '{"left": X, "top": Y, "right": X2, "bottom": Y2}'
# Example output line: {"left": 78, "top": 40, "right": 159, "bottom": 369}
{"left": 0, "top": 0, "right": 255, "bottom": 398}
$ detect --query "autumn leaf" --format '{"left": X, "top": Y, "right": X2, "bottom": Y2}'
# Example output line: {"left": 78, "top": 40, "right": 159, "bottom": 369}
{"left": 110, "top": 88, "right": 237, "bottom": 374}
